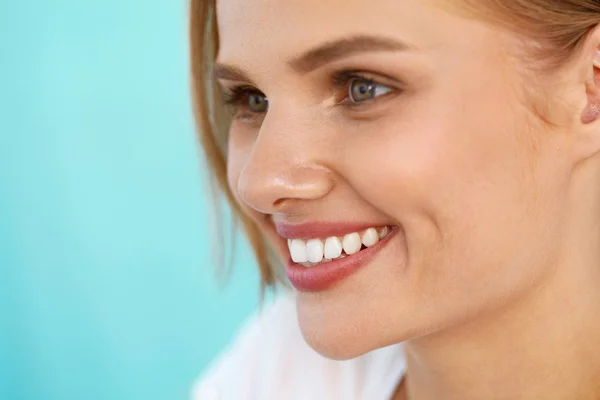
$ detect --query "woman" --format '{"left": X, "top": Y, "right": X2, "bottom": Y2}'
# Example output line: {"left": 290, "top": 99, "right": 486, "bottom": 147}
{"left": 191, "top": 0, "right": 600, "bottom": 398}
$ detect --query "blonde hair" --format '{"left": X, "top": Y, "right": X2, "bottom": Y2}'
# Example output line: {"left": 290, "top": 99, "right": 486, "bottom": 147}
{"left": 189, "top": 0, "right": 600, "bottom": 289}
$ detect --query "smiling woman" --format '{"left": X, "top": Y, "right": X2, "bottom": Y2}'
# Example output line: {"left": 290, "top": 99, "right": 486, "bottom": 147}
{"left": 190, "top": 0, "right": 600, "bottom": 399}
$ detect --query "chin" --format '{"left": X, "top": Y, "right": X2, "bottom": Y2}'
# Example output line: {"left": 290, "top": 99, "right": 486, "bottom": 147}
{"left": 295, "top": 293, "right": 410, "bottom": 361}
{"left": 298, "top": 319, "right": 375, "bottom": 360}
{"left": 291, "top": 245, "right": 419, "bottom": 359}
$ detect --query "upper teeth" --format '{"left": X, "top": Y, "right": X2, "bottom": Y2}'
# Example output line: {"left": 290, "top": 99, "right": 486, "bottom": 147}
{"left": 287, "top": 226, "right": 391, "bottom": 266}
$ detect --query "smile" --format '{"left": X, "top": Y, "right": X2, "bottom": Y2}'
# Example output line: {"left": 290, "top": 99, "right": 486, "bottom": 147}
{"left": 277, "top": 223, "right": 398, "bottom": 292}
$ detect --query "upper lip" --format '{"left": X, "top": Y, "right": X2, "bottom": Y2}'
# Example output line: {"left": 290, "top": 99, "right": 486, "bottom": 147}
{"left": 274, "top": 221, "right": 391, "bottom": 240}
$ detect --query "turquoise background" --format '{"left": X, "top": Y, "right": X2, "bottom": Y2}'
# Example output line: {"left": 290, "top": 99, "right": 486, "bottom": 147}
{"left": 0, "top": 1, "right": 261, "bottom": 399}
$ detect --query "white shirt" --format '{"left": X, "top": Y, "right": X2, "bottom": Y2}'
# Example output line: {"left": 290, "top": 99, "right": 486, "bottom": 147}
{"left": 192, "top": 292, "right": 407, "bottom": 400}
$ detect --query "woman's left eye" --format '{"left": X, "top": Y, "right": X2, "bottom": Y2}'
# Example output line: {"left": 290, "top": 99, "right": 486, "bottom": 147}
{"left": 347, "top": 78, "right": 392, "bottom": 103}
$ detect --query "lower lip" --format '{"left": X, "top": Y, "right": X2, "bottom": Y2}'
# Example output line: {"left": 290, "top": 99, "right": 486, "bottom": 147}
{"left": 285, "top": 227, "right": 398, "bottom": 292}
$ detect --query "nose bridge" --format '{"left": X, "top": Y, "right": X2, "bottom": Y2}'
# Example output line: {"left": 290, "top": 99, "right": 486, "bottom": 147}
{"left": 236, "top": 106, "right": 333, "bottom": 214}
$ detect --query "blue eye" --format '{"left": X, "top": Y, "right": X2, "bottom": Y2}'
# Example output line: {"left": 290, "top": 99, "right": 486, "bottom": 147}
{"left": 348, "top": 78, "right": 392, "bottom": 103}
{"left": 248, "top": 92, "right": 268, "bottom": 113}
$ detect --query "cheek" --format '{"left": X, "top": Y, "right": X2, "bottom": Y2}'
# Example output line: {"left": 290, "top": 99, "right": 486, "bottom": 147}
{"left": 345, "top": 87, "right": 554, "bottom": 302}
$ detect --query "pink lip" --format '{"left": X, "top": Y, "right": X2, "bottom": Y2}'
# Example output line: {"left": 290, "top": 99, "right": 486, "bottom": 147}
{"left": 284, "top": 226, "right": 398, "bottom": 292}
{"left": 275, "top": 222, "right": 390, "bottom": 240}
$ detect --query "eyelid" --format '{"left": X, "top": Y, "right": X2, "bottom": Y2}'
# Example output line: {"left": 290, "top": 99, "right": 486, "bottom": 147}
{"left": 221, "top": 85, "right": 264, "bottom": 104}
{"left": 331, "top": 70, "right": 398, "bottom": 87}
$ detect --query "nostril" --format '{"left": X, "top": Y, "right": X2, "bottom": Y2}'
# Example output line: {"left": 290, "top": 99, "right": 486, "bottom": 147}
{"left": 273, "top": 198, "right": 287, "bottom": 208}
{"left": 272, "top": 197, "right": 298, "bottom": 213}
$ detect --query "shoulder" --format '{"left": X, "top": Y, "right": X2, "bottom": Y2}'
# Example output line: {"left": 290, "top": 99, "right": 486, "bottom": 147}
{"left": 191, "top": 292, "right": 406, "bottom": 400}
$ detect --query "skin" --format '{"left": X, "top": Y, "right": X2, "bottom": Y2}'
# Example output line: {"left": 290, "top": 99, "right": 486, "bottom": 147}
{"left": 215, "top": 0, "right": 600, "bottom": 398}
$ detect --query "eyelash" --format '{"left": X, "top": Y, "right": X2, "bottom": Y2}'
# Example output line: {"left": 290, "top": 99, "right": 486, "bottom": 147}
{"left": 222, "top": 85, "right": 260, "bottom": 108}
{"left": 221, "top": 71, "right": 395, "bottom": 117}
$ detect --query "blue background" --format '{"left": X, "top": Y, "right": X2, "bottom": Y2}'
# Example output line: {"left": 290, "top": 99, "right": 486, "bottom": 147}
{"left": 0, "top": 1, "right": 261, "bottom": 399}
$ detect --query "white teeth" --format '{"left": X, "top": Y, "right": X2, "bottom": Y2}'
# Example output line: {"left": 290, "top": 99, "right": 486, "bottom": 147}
{"left": 324, "top": 236, "right": 343, "bottom": 259}
{"left": 306, "top": 239, "right": 324, "bottom": 263}
{"left": 286, "top": 226, "right": 392, "bottom": 265}
{"left": 378, "top": 226, "right": 390, "bottom": 239}
{"left": 290, "top": 239, "right": 308, "bottom": 263}
{"left": 342, "top": 232, "right": 362, "bottom": 255}
{"left": 362, "top": 228, "right": 380, "bottom": 247}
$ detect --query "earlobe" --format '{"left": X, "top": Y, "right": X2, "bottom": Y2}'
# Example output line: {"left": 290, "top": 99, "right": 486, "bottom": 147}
{"left": 581, "top": 96, "right": 600, "bottom": 124}
{"left": 573, "top": 33, "right": 600, "bottom": 161}
{"left": 581, "top": 49, "right": 600, "bottom": 124}
{"left": 576, "top": 74, "right": 600, "bottom": 160}
{"left": 577, "top": 67, "right": 600, "bottom": 161}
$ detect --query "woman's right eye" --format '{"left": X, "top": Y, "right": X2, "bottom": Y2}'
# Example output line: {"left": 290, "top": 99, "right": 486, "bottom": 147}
{"left": 223, "top": 86, "right": 269, "bottom": 118}
{"left": 248, "top": 92, "right": 268, "bottom": 113}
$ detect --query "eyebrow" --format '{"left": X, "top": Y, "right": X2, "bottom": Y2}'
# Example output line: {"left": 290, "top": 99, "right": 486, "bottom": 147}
{"left": 289, "top": 35, "right": 412, "bottom": 74}
{"left": 213, "top": 64, "right": 253, "bottom": 83}
{"left": 213, "top": 34, "right": 411, "bottom": 83}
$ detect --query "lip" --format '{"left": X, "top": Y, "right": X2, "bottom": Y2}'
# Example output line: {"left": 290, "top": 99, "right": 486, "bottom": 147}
{"left": 275, "top": 221, "right": 391, "bottom": 240}
{"left": 284, "top": 226, "right": 399, "bottom": 292}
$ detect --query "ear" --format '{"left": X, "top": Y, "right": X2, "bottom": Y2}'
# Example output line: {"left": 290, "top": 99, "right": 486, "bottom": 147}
{"left": 576, "top": 24, "right": 600, "bottom": 160}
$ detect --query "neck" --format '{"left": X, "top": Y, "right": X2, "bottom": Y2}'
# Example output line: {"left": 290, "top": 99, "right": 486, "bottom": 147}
{"left": 402, "top": 180, "right": 600, "bottom": 400}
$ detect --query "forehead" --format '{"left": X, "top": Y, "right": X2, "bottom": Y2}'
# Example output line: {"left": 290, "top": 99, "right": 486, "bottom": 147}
{"left": 215, "top": 0, "right": 471, "bottom": 65}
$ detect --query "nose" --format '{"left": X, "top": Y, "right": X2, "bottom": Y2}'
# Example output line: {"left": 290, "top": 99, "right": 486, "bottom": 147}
{"left": 236, "top": 111, "right": 334, "bottom": 215}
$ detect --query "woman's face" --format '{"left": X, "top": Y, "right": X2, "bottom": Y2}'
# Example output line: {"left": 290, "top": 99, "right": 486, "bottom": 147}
{"left": 216, "top": 0, "right": 579, "bottom": 358}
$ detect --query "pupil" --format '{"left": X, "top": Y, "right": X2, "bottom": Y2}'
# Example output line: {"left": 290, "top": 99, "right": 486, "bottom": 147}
{"left": 351, "top": 79, "right": 374, "bottom": 102}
